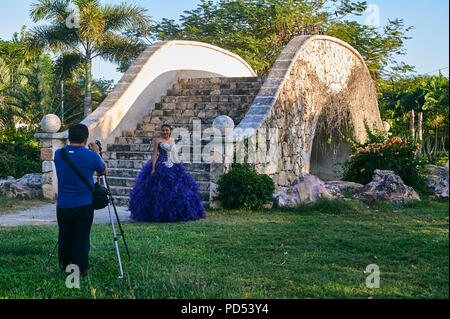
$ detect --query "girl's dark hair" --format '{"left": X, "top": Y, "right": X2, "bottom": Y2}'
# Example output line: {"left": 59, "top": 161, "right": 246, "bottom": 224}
{"left": 161, "top": 122, "right": 172, "bottom": 130}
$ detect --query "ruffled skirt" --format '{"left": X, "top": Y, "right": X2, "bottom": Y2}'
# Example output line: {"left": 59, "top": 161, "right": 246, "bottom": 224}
{"left": 129, "top": 159, "right": 206, "bottom": 222}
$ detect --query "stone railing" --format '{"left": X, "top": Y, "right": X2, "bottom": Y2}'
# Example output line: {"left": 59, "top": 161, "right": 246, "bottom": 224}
{"left": 229, "top": 35, "right": 384, "bottom": 186}
{"left": 79, "top": 40, "right": 256, "bottom": 146}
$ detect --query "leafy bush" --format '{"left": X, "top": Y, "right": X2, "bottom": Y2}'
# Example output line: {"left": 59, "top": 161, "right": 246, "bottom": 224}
{"left": 0, "top": 129, "right": 41, "bottom": 179}
{"left": 342, "top": 134, "right": 428, "bottom": 192}
{"left": 215, "top": 163, "right": 275, "bottom": 210}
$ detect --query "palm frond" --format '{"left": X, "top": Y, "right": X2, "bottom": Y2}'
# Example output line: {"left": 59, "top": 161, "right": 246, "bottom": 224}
{"left": 94, "top": 32, "right": 146, "bottom": 71}
{"left": 102, "top": 3, "right": 152, "bottom": 35}
{"left": 30, "top": 0, "right": 71, "bottom": 23}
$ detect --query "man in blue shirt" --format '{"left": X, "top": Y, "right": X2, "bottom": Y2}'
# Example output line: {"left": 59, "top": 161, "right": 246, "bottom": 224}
{"left": 54, "top": 124, "right": 107, "bottom": 277}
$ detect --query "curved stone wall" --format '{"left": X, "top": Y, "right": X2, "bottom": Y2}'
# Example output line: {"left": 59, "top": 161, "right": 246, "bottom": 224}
{"left": 234, "top": 35, "right": 383, "bottom": 186}
{"left": 79, "top": 40, "right": 256, "bottom": 144}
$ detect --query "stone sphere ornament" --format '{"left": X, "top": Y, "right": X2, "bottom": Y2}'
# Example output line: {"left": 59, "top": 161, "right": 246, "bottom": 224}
{"left": 212, "top": 115, "right": 235, "bottom": 136}
{"left": 41, "top": 114, "right": 62, "bottom": 133}
{"left": 382, "top": 121, "right": 391, "bottom": 132}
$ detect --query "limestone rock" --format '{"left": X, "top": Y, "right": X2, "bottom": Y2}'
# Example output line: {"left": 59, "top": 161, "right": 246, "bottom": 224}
{"left": 274, "top": 187, "right": 301, "bottom": 208}
{"left": 294, "top": 173, "right": 334, "bottom": 203}
{"left": 322, "top": 180, "right": 364, "bottom": 199}
{"left": 356, "top": 170, "right": 420, "bottom": 204}
{"left": 275, "top": 173, "right": 335, "bottom": 207}
{"left": 426, "top": 165, "right": 449, "bottom": 199}
{"left": 0, "top": 173, "right": 42, "bottom": 199}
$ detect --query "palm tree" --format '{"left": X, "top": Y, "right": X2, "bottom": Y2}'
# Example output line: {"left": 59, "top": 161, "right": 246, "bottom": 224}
{"left": 30, "top": 0, "right": 151, "bottom": 118}
{"left": 2, "top": 56, "right": 58, "bottom": 130}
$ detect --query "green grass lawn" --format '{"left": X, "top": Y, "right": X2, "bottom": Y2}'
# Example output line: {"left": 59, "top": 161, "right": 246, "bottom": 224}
{"left": 0, "top": 199, "right": 448, "bottom": 299}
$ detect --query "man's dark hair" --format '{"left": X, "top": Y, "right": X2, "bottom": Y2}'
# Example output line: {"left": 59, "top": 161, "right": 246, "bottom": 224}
{"left": 69, "top": 124, "right": 89, "bottom": 144}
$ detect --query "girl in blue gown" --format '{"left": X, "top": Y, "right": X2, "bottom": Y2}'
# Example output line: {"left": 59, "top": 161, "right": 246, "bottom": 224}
{"left": 129, "top": 123, "right": 206, "bottom": 222}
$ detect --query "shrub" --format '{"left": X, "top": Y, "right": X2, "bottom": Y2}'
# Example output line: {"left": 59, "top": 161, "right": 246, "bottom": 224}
{"left": 0, "top": 128, "right": 41, "bottom": 179}
{"left": 215, "top": 163, "right": 275, "bottom": 210}
{"left": 342, "top": 135, "right": 428, "bottom": 192}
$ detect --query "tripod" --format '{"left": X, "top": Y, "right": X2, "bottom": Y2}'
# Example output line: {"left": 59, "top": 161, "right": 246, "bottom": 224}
{"left": 45, "top": 141, "right": 131, "bottom": 279}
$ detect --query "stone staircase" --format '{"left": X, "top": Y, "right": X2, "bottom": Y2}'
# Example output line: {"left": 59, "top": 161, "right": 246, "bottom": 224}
{"left": 101, "top": 76, "right": 265, "bottom": 207}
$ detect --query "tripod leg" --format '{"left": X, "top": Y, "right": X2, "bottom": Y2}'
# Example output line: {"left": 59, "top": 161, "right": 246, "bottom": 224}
{"left": 45, "top": 240, "right": 58, "bottom": 269}
{"left": 102, "top": 175, "right": 125, "bottom": 279}
{"left": 102, "top": 175, "right": 131, "bottom": 260}
{"left": 109, "top": 195, "right": 131, "bottom": 260}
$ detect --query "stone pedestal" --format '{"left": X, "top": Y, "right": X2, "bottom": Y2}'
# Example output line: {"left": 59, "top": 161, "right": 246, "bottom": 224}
{"left": 34, "top": 132, "right": 68, "bottom": 200}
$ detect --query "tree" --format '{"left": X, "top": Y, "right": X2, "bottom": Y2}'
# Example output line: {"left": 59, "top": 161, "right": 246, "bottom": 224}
{"left": 151, "top": 0, "right": 412, "bottom": 80}
{"left": 379, "top": 73, "right": 449, "bottom": 164}
{"left": 30, "top": 0, "right": 151, "bottom": 118}
{"left": 0, "top": 30, "right": 40, "bottom": 129}
{"left": 2, "top": 56, "right": 58, "bottom": 130}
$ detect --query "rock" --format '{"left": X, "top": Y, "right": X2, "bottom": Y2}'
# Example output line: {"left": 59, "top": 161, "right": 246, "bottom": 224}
{"left": 275, "top": 173, "right": 335, "bottom": 207}
{"left": 426, "top": 165, "right": 449, "bottom": 199}
{"left": 0, "top": 173, "right": 42, "bottom": 199}
{"left": 295, "top": 173, "right": 333, "bottom": 203}
{"left": 356, "top": 170, "right": 420, "bottom": 204}
{"left": 274, "top": 187, "right": 301, "bottom": 208}
{"left": 322, "top": 181, "right": 364, "bottom": 199}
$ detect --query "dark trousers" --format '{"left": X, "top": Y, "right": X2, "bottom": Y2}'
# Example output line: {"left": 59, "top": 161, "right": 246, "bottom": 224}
{"left": 57, "top": 204, "right": 94, "bottom": 272}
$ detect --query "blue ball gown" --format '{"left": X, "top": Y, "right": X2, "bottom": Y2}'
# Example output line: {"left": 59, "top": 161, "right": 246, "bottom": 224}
{"left": 129, "top": 141, "right": 206, "bottom": 222}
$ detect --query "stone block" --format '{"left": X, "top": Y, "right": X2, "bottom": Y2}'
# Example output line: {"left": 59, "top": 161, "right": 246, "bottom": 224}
{"left": 42, "top": 161, "right": 53, "bottom": 173}
{"left": 40, "top": 139, "right": 52, "bottom": 148}
{"left": 41, "top": 148, "right": 53, "bottom": 161}
{"left": 42, "top": 183, "right": 55, "bottom": 200}
{"left": 42, "top": 173, "right": 52, "bottom": 185}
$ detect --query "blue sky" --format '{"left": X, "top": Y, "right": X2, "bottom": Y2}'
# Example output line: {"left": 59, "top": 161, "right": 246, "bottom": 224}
{"left": 0, "top": 0, "right": 448, "bottom": 83}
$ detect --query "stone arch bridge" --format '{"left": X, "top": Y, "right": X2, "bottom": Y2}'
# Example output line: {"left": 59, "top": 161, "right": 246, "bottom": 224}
{"left": 37, "top": 36, "right": 383, "bottom": 206}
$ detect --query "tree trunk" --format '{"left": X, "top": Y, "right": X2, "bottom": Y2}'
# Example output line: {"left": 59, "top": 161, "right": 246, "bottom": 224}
{"left": 417, "top": 111, "right": 423, "bottom": 156}
{"left": 410, "top": 109, "right": 415, "bottom": 139}
{"left": 84, "top": 53, "right": 92, "bottom": 118}
{"left": 417, "top": 111, "right": 423, "bottom": 142}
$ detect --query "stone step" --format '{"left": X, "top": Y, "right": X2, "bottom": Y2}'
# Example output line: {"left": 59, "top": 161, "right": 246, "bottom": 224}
{"left": 149, "top": 103, "right": 247, "bottom": 115}
{"left": 173, "top": 81, "right": 264, "bottom": 90}
{"left": 103, "top": 152, "right": 153, "bottom": 161}
{"left": 166, "top": 88, "right": 260, "bottom": 97}
{"left": 107, "top": 168, "right": 141, "bottom": 178}
{"left": 181, "top": 77, "right": 265, "bottom": 84}
{"left": 107, "top": 144, "right": 153, "bottom": 152}
{"left": 107, "top": 176, "right": 137, "bottom": 188}
{"left": 160, "top": 95, "right": 256, "bottom": 104}
{"left": 105, "top": 159, "right": 148, "bottom": 169}
{"left": 107, "top": 164, "right": 210, "bottom": 177}
{"left": 106, "top": 175, "right": 212, "bottom": 189}
{"left": 105, "top": 159, "right": 211, "bottom": 169}
{"left": 127, "top": 128, "right": 226, "bottom": 137}
{"left": 114, "top": 137, "right": 154, "bottom": 144}
{"left": 153, "top": 101, "right": 251, "bottom": 111}
{"left": 105, "top": 151, "right": 209, "bottom": 162}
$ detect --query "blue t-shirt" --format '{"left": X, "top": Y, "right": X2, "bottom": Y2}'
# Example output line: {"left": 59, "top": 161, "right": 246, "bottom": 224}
{"left": 54, "top": 144, "right": 106, "bottom": 208}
